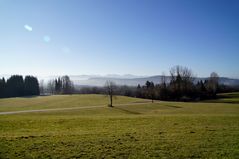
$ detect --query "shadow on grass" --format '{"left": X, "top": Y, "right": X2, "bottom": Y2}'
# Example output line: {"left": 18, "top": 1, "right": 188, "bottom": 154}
{"left": 19, "top": 95, "right": 41, "bottom": 98}
{"left": 132, "top": 101, "right": 152, "bottom": 103}
{"left": 112, "top": 106, "right": 141, "bottom": 115}
{"left": 19, "top": 95, "right": 52, "bottom": 98}
{"left": 161, "top": 104, "right": 182, "bottom": 109}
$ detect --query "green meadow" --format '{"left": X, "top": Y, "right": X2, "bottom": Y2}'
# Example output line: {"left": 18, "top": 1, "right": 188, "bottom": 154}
{"left": 205, "top": 92, "right": 239, "bottom": 104}
{"left": 0, "top": 93, "right": 239, "bottom": 158}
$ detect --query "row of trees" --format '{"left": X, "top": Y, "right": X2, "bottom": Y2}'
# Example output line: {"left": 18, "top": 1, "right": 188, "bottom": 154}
{"left": 0, "top": 66, "right": 234, "bottom": 104}
{"left": 0, "top": 75, "right": 40, "bottom": 98}
{"left": 45, "top": 76, "right": 74, "bottom": 95}
{"left": 136, "top": 66, "right": 220, "bottom": 102}
{"left": 77, "top": 66, "right": 224, "bottom": 103}
{"left": 0, "top": 75, "right": 75, "bottom": 98}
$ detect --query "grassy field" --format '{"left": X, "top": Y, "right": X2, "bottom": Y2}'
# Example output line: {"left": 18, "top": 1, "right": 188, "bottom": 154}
{"left": 0, "top": 94, "right": 239, "bottom": 158}
{"left": 205, "top": 92, "right": 239, "bottom": 104}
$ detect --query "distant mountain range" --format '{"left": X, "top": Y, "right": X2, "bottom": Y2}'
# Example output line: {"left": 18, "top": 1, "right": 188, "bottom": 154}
{"left": 68, "top": 75, "right": 239, "bottom": 87}
{"left": 1, "top": 74, "right": 239, "bottom": 87}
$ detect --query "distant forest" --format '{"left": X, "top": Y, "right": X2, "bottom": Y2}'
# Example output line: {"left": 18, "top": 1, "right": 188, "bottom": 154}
{"left": 0, "top": 75, "right": 39, "bottom": 98}
{"left": 79, "top": 66, "right": 238, "bottom": 101}
{"left": 0, "top": 66, "right": 238, "bottom": 101}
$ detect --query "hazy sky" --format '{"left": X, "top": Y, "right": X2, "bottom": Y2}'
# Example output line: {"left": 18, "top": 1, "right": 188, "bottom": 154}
{"left": 0, "top": 0, "right": 239, "bottom": 78}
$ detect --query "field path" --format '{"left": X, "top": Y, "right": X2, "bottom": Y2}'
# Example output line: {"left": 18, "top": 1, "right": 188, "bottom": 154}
{"left": 0, "top": 102, "right": 153, "bottom": 115}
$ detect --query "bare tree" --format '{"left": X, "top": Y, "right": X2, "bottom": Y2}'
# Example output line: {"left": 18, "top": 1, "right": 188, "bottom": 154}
{"left": 47, "top": 80, "right": 55, "bottom": 95}
{"left": 161, "top": 72, "right": 167, "bottom": 85}
{"left": 105, "top": 81, "right": 117, "bottom": 107}
{"left": 208, "top": 72, "right": 219, "bottom": 96}
{"left": 159, "top": 73, "right": 168, "bottom": 100}
{"left": 169, "top": 65, "right": 195, "bottom": 99}
{"left": 170, "top": 65, "right": 194, "bottom": 84}
{"left": 39, "top": 80, "right": 45, "bottom": 95}
{"left": 61, "top": 75, "right": 74, "bottom": 94}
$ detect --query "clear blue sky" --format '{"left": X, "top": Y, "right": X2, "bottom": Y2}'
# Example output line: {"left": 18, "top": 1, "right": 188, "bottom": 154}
{"left": 0, "top": 0, "right": 239, "bottom": 78}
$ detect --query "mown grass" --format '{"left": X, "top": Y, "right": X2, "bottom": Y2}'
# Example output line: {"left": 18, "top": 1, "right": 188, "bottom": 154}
{"left": 205, "top": 92, "right": 239, "bottom": 104}
{"left": 0, "top": 94, "right": 239, "bottom": 158}
{"left": 0, "top": 94, "right": 147, "bottom": 112}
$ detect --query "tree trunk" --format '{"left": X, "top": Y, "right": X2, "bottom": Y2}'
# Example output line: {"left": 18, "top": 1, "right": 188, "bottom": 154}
{"left": 110, "top": 95, "right": 113, "bottom": 107}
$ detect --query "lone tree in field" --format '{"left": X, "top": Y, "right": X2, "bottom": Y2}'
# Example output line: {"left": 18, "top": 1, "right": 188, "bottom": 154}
{"left": 105, "top": 81, "right": 117, "bottom": 107}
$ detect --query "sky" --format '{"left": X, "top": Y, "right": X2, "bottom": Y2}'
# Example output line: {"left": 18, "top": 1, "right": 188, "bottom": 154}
{"left": 0, "top": 0, "right": 239, "bottom": 78}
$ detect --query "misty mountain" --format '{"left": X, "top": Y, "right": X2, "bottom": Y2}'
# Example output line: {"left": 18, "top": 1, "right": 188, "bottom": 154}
{"left": 1, "top": 74, "right": 239, "bottom": 87}
{"left": 71, "top": 75, "right": 239, "bottom": 87}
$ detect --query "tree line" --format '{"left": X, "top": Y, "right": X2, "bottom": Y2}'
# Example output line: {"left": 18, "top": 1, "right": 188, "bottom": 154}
{"left": 0, "top": 75, "right": 40, "bottom": 98}
{"left": 135, "top": 66, "right": 220, "bottom": 102}
{"left": 45, "top": 76, "right": 74, "bottom": 95}
{"left": 0, "top": 75, "right": 75, "bottom": 98}
{"left": 1, "top": 66, "right": 237, "bottom": 102}
{"left": 79, "top": 66, "right": 237, "bottom": 102}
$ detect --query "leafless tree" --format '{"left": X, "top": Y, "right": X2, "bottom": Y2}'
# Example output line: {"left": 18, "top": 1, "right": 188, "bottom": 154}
{"left": 47, "top": 80, "right": 55, "bottom": 95}
{"left": 105, "top": 80, "right": 117, "bottom": 107}
{"left": 208, "top": 72, "right": 219, "bottom": 96}
{"left": 159, "top": 73, "right": 168, "bottom": 99}
{"left": 170, "top": 65, "right": 194, "bottom": 83}
{"left": 61, "top": 75, "right": 74, "bottom": 94}
{"left": 161, "top": 72, "right": 167, "bottom": 85}
{"left": 39, "top": 80, "right": 45, "bottom": 95}
{"left": 169, "top": 65, "right": 195, "bottom": 99}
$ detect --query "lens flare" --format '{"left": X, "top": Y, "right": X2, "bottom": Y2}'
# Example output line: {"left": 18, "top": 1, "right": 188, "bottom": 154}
{"left": 24, "top": 25, "right": 32, "bottom": 32}
{"left": 43, "top": 36, "right": 51, "bottom": 43}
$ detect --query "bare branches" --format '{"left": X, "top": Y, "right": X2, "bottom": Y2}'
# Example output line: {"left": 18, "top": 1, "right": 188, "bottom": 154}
{"left": 105, "top": 81, "right": 117, "bottom": 107}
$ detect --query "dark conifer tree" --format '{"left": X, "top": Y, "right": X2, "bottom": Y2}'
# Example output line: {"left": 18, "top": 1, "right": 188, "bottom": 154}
{"left": 6, "top": 75, "right": 24, "bottom": 97}
{"left": 0, "top": 78, "right": 6, "bottom": 98}
{"left": 136, "top": 84, "right": 142, "bottom": 98}
{"left": 24, "top": 76, "right": 40, "bottom": 96}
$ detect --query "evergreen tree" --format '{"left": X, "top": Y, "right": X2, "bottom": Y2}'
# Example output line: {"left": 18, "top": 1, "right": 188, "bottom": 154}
{"left": 0, "top": 78, "right": 6, "bottom": 98}
{"left": 136, "top": 84, "right": 142, "bottom": 98}
{"left": 24, "top": 76, "right": 40, "bottom": 96}
{"left": 145, "top": 81, "right": 155, "bottom": 103}
{"left": 6, "top": 75, "right": 24, "bottom": 97}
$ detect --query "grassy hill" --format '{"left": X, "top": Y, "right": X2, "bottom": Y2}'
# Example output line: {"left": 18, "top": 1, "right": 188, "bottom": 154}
{"left": 0, "top": 94, "right": 239, "bottom": 158}
{"left": 0, "top": 95, "right": 147, "bottom": 112}
{"left": 205, "top": 92, "right": 239, "bottom": 104}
